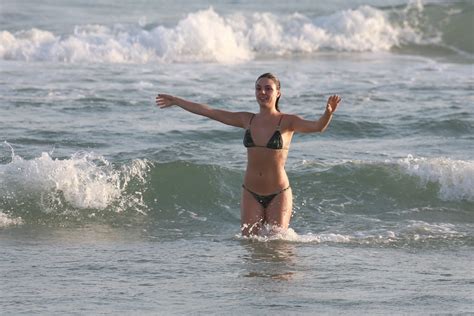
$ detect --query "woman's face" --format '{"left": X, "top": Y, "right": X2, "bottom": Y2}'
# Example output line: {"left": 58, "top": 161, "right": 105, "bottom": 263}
{"left": 255, "top": 78, "right": 280, "bottom": 108}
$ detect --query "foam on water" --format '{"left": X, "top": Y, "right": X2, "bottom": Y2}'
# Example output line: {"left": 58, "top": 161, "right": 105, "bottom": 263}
{"left": 237, "top": 227, "right": 353, "bottom": 243}
{"left": 0, "top": 142, "right": 151, "bottom": 220}
{"left": 0, "top": 3, "right": 452, "bottom": 64}
{"left": 0, "top": 211, "right": 23, "bottom": 227}
{"left": 398, "top": 155, "right": 474, "bottom": 202}
{"left": 237, "top": 221, "right": 466, "bottom": 246}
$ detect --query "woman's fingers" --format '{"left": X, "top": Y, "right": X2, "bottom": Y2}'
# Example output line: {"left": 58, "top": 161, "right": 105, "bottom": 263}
{"left": 329, "top": 95, "right": 341, "bottom": 104}
{"left": 155, "top": 94, "right": 171, "bottom": 108}
{"left": 326, "top": 95, "right": 342, "bottom": 114}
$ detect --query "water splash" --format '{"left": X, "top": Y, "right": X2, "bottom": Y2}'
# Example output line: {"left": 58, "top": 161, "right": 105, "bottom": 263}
{"left": 0, "top": 143, "right": 152, "bottom": 223}
{"left": 0, "top": 2, "right": 460, "bottom": 64}
{"left": 398, "top": 155, "right": 474, "bottom": 202}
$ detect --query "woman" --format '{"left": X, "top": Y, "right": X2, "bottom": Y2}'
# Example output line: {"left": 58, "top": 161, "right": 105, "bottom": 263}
{"left": 156, "top": 73, "right": 341, "bottom": 236}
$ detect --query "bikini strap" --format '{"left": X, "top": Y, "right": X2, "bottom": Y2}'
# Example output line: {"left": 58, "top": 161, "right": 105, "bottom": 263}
{"left": 248, "top": 114, "right": 255, "bottom": 128}
{"left": 276, "top": 115, "right": 284, "bottom": 130}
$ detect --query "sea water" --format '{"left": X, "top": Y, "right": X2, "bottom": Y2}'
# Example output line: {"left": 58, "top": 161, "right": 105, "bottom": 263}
{"left": 1, "top": 0, "right": 473, "bottom": 314}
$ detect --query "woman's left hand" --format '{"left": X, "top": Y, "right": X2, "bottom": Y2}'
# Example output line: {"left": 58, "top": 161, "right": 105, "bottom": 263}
{"left": 326, "top": 95, "right": 342, "bottom": 114}
{"left": 155, "top": 94, "right": 176, "bottom": 108}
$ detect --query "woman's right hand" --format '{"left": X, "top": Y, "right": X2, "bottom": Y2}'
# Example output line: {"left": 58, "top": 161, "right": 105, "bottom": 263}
{"left": 155, "top": 94, "right": 176, "bottom": 108}
{"left": 326, "top": 95, "right": 341, "bottom": 115}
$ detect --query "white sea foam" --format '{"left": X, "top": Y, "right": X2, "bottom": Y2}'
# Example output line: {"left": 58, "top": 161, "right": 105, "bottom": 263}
{"left": 237, "top": 222, "right": 464, "bottom": 245}
{"left": 237, "top": 226, "right": 353, "bottom": 243}
{"left": 0, "top": 5, "right": 430, "bottom": 64}
{"left": 398, "top": 155, "right": 474, "bottom": 201}
{"left": 0, "top": 144, "right": 150, "bottom": 214}
{"left": 0, "top": 211, "right": 23, "bottom": 227}
{"left": 402, "top": 221, "right": 463, "bottom": 239}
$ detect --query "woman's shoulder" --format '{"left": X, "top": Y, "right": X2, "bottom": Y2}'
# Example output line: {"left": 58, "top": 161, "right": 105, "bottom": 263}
{"left": 280, "top": 113, "right": 304, "bottom": 131}
{"left": 280, "top": 113, "right": 302, "bottom": 123}
{"left": 240, "top": 111, "right": 255, "bottom": 119}
{"left": 237, "top": 111, "right": 256, "bottom": 126}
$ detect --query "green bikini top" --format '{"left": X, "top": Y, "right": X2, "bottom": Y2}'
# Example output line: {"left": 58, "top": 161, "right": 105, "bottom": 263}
{"left": 243, "top": 114, "right": 285, "bottom": 150}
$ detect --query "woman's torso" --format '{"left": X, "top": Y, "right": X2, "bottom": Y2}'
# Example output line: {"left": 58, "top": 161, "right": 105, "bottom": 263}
{"left": 243, "top": 113, "right": 294, "bottom": 194}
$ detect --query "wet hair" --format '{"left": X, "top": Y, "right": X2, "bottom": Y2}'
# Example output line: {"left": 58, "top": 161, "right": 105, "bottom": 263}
{"left": 256, "top": 73, "right": 281, "bottom": 112}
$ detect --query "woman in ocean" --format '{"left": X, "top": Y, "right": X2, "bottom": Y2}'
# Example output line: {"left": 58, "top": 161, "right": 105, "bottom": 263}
{"left": 156, "top": 73, "right": 341, "bottom": 236}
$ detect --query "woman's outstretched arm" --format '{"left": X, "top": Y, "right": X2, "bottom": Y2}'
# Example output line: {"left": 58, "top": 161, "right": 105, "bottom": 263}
{"left": 289, "top": 95, "right": 342, "bottom": 133}
{"left": 156, "top": 94, "right": 249, "bottom": 128}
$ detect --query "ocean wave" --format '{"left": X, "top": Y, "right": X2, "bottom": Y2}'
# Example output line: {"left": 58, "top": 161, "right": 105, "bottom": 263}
{"left": 398, "top": 155, "right": 474, "bottom": 202}
{"left": 0, "top": 143, "right": 152, "bottom": 225}
{"left": 1, "top": 144, "right": 472, "bottom": 228}
{"left": 297, "top": 156, "right": 474, "bottom": 205}
{"left": 236, "top": 221, "right": 469, "bottom": 246}
{"left": 0, "top": 211, "right": 23, "bottom": 227}
{"left": 412, "top": 118, "right": 474, "bottom": 137}
{"left": 0, "top": 1, "right": 470, "bottom": 64}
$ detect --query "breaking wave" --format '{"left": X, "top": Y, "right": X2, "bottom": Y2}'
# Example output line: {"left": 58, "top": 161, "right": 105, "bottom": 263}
{"left": 1, "top": 141, "right": 472, "bottom": 233}
{"left": 0, "top": 1, "right": 471, "bottom": 64}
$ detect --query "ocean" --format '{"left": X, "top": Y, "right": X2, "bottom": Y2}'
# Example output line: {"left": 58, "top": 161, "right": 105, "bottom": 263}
{"left": 1, "top": 0, "right": 473, "bottom": 314}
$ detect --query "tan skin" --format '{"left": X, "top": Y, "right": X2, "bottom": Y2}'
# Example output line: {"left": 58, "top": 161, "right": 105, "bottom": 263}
{"left": 156, "top": 77, "right": 341, "bottom": 236}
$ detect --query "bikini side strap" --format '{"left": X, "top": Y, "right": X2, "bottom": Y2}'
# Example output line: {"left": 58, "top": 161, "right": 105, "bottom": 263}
{"left": 248, "top": 114, "right": 255, "bottom": 127}
{"left": 276, "top": 115, "right": 284, "bottom": 130}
